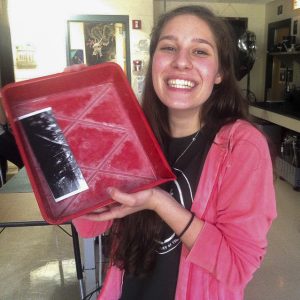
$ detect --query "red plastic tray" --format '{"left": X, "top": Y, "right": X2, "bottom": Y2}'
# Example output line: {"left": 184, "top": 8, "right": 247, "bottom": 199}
{"left": 1, "top": 63, "right": 175, "bottom": 224}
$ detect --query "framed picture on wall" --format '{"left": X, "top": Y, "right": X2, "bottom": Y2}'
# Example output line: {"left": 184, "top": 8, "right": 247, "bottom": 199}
{"left": 70, "top": 49, "right": 84, "bottom": 65}
{"left": 66, "top": 15, "right": 131, "bottom": 82}
{"left": 84, "top": 22, "right": 116, "bottom": 65}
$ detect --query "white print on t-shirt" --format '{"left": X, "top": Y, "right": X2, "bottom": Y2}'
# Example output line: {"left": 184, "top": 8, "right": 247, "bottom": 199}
{"left": 173, "top": 168, "right": 194, "bottom": 202}
{"left": 156, "top": 168, "right": 193, "bottom": 255}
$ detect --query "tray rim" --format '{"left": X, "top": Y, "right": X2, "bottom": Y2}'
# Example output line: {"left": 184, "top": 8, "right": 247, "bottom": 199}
{"left": 1, "top": 62, "right": 176, "bottom": 224}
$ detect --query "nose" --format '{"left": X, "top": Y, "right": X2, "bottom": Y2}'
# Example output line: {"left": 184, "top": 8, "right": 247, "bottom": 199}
{"left": 171, "top": 50, "right": 193, "bottom": 70}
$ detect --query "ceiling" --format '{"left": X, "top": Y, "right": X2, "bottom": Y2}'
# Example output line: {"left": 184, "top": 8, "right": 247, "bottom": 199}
{"left": 159, "top": 0, "right": 274, "bottom": 3}
{"left": 200, "top": 0, "right": 274, "bottom": 3}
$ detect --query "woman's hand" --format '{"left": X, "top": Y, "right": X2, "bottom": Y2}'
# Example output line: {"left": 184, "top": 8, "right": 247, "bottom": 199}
{"left": 79, "top": 187, "right": 170, "bottom": 222}
{"left": 80, "top": 186, "right": 204, "bottom": 249}
{"left": 63, "top": 64, "right": 87, "bottom": 72}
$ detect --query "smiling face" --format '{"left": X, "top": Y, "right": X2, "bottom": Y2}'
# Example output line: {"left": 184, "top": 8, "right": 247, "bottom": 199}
{"left": 152, "top": 14, "right": 222, "bottom": 117}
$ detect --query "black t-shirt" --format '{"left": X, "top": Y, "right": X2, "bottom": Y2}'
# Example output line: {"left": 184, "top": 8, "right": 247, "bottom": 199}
{"left": 120, "top": 127, "right": 214, "bottom": 300}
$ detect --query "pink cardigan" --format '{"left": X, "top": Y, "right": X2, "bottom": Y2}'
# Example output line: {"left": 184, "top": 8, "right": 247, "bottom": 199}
{"left": 73, "top": 120, "right": 277, "bottom": 300}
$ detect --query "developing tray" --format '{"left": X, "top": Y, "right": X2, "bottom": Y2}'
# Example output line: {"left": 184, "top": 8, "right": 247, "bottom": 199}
{"left": 1, "top": 63, "right": 175, "bottom": 224}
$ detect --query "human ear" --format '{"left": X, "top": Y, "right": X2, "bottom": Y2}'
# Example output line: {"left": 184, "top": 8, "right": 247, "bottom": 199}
{"left": 214, "top": 72, "right": 222, "bottom": 84}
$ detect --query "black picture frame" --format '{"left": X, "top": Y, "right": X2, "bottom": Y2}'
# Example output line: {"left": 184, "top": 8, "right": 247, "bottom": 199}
{"left": 293, "top": 20, "right": 298, "bottom": 35}
{"left": 66, "top": 15, "right": 131, "bottom": 83}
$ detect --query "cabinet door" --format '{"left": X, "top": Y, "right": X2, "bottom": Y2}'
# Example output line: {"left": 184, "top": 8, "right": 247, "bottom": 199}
{"left": 265, "top": 19, "right": 291, "bottom": 101}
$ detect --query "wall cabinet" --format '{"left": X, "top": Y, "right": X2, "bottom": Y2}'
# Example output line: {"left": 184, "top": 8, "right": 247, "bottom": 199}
{"left": 266, "top": 51, "right": 300, "bottom": 102}
{"left": 264, "top": 18, "right": 300, "bottom": 105}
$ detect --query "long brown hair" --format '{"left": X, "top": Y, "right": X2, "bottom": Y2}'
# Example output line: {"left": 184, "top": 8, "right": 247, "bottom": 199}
{"left": 108, "top": 5, "right": 249, "bottom": 276}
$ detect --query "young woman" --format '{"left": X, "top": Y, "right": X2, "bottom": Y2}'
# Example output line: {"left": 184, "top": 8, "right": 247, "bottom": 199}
{"left": 73, "top": 5, "right": 277, "bottom": 299}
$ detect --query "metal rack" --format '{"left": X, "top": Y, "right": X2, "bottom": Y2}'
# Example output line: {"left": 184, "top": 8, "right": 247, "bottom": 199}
{"left": 276, "top": 132, "right": 300, "bottom": 190}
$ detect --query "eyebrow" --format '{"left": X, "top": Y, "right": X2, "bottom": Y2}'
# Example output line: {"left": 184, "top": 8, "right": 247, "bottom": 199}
{"left": 158, "top": 35, "right": 214, "bottom": 48}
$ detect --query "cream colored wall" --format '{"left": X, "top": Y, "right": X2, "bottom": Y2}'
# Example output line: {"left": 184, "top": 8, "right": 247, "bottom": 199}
{"left": 266, "top": 0, "right": 300, "bottom": 23}
{"left": 266, "top": 0, "right": 300, "bottom": 43}
{"left": 84, "top": 0, "right": 154, "bottom": 83}
{"left": 77, "top": 0, "right": 154, "bottom": 95}
{"left": 153, "top": 1, "right": 267, "bottom": 100}
{"left": 8, "top": 0, "right": 153, "bottom": 94}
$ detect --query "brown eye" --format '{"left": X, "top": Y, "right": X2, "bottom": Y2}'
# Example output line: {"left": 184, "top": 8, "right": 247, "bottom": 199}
{"left": 160, "top": 46, "right": 176, "bottom": 52}
{"left": 193, "top": 49, "right": 208, "bottom": 56}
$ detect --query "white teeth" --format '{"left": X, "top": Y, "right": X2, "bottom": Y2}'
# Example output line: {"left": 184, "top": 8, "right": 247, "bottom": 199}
{"left": 167, "top": 79, "right": 195, "bottom": 89}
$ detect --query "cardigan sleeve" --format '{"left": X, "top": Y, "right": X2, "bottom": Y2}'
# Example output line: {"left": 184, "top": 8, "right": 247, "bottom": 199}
{"left": 186, "top": 124, "right": 277, "bottom": 289}
{"left": 72, "top": 217, "right": 112, "bottom": 239}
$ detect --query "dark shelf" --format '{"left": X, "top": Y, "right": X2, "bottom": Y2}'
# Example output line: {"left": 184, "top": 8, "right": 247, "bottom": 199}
{"left": 268, "top": 51, "right": 300, "bottom": 56}
{"left": 250, "top": 102, "right": 300, "bottom": 120}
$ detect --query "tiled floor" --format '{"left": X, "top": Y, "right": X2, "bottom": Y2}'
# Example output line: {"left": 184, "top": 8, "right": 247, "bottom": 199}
{"left": 0, "top": 178, "right": 299, "bottom": 300}
{"left": 0, "top": 225, "right": 81, "bottom": 300}
{"left": 245, "top": 178, "right": 300, "bottom": 300}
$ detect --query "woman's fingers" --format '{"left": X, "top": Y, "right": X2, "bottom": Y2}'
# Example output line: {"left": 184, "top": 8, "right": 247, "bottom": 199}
{"left": 91, "top": 206, "right": 110, "bottom": 214}
{"left": 79, "top": 187, "right": 159, "bottom": 222}
{"left": 108, "top": 187, "right": 138, "bottom": 206}
{"left": 64, "top": 64, "right": 87, "bottom": 72}
{"left": 107, "top": 187, "right": 156, "bottom": 209}
{"left": 83, "top": 204, "right": 140, "bottom": 221}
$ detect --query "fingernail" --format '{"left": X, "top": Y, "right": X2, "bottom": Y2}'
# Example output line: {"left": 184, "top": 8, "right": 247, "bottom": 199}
{"left": 106, "top": 187, "right": 113, "bottom": 195}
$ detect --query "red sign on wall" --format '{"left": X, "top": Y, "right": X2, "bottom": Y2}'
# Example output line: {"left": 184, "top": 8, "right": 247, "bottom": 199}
{"left": 132, "top": 20, "right": 142, "bottom": 29}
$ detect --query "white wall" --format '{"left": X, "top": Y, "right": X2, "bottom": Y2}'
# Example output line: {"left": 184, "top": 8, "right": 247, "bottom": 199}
{"left": 153, "top": 1, "right": 267, "bottom": 100}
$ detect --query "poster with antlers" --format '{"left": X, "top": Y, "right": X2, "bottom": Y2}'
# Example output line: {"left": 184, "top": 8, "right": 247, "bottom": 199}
{"left": 84, "top": 22, "right": 116, "bottom": 65}
{"left": 67, "top": 15, "right": 131, "bottom": 81}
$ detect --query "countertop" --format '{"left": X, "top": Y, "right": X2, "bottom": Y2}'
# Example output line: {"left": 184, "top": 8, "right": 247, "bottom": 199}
{"left": 249, "top": 102, "right": 300, "bottom": 133}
